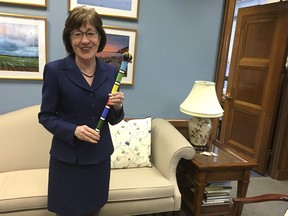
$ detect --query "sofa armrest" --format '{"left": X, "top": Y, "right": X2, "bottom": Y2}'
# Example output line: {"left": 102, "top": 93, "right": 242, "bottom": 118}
{"left": 151, "top": 118, "right": 195, "bottom": 210}
{"left": 151, "top": 118, "right": 195, "bottom": 179}
{"left": 0, "top": 105, "right": 51, "bottom": 173}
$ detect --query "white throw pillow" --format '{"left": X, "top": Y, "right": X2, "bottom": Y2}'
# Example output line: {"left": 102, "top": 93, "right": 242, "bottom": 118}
{"left": 109, "top": 117, "right": 152, "bottom": 169}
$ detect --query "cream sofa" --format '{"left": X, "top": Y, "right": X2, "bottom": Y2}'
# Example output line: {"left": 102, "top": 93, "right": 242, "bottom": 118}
{"left": 0, "top": 105, "right": 195, "bottom": 216}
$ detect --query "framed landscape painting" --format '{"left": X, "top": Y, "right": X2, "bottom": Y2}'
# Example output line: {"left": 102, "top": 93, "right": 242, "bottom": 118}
{"left": 69, "top": 0, "right": 139, "bottom": 20}
{"left": 0, "top": 13, "right": 47, "bottom": 80}
{"left": 97, "top": 26, "right": 137, "bottom": 85}
{"left": 0, "top": 0, "right": 47, "bottom": 7}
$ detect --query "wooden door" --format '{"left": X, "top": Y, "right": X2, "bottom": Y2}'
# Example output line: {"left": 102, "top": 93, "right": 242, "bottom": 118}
{"left": 269, "top": 70, "right": 288, "bottom": 180}
{"left": 220, "top": 2, "right": 288, "bottom": 174}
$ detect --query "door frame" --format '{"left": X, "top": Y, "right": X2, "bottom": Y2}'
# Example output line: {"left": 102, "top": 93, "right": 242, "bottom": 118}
{"left": 211, "top": 0, "right": 237, "bottom": 141}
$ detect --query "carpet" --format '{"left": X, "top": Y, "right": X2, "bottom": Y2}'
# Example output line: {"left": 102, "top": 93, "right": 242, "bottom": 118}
{"left": 230, "top": 176, "right": 288, "bottom": 216}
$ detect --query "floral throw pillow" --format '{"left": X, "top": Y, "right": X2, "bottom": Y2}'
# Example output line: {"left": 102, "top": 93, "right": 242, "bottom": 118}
{"left": 109, "top": 117, "right": 152, "bottom": 169}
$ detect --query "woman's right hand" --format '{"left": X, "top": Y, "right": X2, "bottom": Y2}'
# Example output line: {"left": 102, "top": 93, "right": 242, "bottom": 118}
{"left": 74, "top": 125, "right": 100, "bottom": 144}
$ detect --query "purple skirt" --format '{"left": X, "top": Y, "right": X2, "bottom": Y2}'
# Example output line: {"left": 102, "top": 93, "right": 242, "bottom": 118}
{"left": 48, "top": 156, "right": 111, "bottom": 216}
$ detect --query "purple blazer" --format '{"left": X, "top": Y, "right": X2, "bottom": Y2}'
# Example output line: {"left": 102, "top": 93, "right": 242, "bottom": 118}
{"left": 38, "top": 55, "right": 124, "bottom": 165}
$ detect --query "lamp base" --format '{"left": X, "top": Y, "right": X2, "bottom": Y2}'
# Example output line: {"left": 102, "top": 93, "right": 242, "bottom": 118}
{"left": 188, "top": 117, "right": 212, "bottom": 151}
{"left": 191, "top": 144, "right": 209, "bottom": 151}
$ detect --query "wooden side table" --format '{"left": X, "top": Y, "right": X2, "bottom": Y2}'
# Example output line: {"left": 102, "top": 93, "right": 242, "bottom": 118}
{"left": 177, "top": 142, "right": 257, "bottom": 216}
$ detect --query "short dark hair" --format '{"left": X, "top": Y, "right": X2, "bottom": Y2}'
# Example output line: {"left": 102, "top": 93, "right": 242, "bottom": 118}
{"left": 63, "top": 6, "right": 107, "bottom": 54}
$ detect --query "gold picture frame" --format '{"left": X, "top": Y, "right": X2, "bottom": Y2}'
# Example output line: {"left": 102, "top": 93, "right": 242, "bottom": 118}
{"left": 69, "top": 0, "right": 139, "bottom": 20}
{"left": 0, "top": 0, "right": 47, "bottom": 8}
{"left": 0, "top": 13, "right": 47, "bottom": 80}
{"left": 97, "top": 26, "right": 137, "bottom": 85}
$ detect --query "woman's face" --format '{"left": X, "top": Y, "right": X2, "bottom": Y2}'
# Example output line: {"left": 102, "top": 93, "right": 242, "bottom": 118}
{"left": 70, "top": 23, "right": 100, "bottom": 62}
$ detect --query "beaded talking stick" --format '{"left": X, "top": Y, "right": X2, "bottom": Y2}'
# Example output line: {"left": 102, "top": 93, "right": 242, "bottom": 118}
{"left": 95, "top": 52, "right": 132, "bottom": 133}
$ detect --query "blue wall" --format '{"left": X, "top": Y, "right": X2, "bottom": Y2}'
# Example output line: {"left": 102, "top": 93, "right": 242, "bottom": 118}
{"left": 0, "top": 0, "right": 225, "bottom": 118}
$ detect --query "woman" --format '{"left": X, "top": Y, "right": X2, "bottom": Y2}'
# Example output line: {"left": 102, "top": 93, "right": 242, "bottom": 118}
{"left": 38, "top": 6, "right": 124, "bottom": 216}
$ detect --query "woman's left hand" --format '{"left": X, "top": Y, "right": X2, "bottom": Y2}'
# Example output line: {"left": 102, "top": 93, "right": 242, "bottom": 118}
{"left": 108, "top": 92, "right": 124, "bottom": 111}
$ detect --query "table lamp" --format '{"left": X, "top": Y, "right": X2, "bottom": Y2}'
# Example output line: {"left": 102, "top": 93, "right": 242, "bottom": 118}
{"left": 180, "top": 81, "right": 223, "bottom": 150}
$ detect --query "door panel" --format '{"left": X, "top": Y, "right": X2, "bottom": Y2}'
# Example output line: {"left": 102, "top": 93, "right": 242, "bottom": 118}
{"left": 220, "top": 2, "right": 288, "bottom": 174}
{"left": 237, "top": 67, "right": 266, "bottom": 105}
{"left": 230, "top": 110, "right": 258, "bottom": 150}
{"left": 243, "top": 16, "right": 276, "bottom": 58}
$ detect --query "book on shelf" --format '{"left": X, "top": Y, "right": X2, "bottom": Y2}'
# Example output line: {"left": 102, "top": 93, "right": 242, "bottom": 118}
{"left": 190, "top": 182, "right": 232, "bottom": 194}
{"left": 204, "top": 192, "right": 230, "bottom": 200}
{"left": 202, "top": 182, "right": 232, "bottom": 206}
{"left": 204, "top": 181, "right": 232, "bottom": 193}
{"left": 204, "top": 188, "right": 232, "bottom": 194}
{"left": 190, "top": 181, "right": 232, "bottom": 206}
{"left": 202, "top": 198, "right": 230, "bottom": 206}
{"left": 203, "top": 197, "right": 230, "bottom": 203}
{"left": 190, "top": 187, "right": 231, "bottom": 194}
{"left": 202, "top": 192, "right": 230, "bottom": 206}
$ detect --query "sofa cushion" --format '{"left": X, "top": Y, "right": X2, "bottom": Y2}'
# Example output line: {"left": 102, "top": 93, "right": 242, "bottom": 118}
{"left": 109, "top": 118, "right": 152, "bottom": 169}
{"left": 108, "top": 166, "right": 174, "bottom": 202}
{"left": 0, "top": 167, "right": 174, "bottom": 212}
{"left": 0, "top": 169, "right": 48, "bottom": 213}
